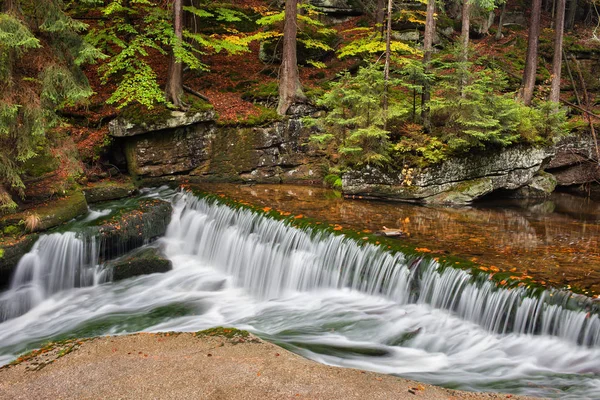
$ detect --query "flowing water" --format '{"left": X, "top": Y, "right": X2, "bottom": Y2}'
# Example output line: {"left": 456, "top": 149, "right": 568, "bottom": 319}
{"left": 1, "top": 189, "right": 599, "bottom": 398}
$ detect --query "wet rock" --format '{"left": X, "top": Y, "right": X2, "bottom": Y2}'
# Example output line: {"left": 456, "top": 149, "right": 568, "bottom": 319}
{"left": 92, "top": 199, "right": 172, "bottom": 261}
{"left": 109, "top": 110, "right": 215, "bottom": 138}
{"left": 106, "top": 247, "right": 172, "bottom": 281}
{"left": 83, "top": 180, "right": 137, "bottom": 204}
{"left": 0, "top": 234, "right": 38, "bottom": 289}
{"left": 343, "top": 145, "right": 554, "bottom": 205}
{"left": 511, "top": 172, "right": 557, "bottom": 198}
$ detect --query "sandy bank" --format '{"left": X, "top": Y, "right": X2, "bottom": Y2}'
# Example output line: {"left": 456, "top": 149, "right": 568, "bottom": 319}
{"left": 0, "top": 329, "right": 532, "bottom": 400}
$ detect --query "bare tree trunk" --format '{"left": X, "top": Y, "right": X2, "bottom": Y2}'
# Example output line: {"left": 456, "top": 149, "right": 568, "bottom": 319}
{"left": 375, "top": 0, "right": 386, "bottom": 31}
{"left": 519, "top": 0, "right": 542, "bottom": 106}
{"left": 565, "top": 0, "right": 577, "bottom": 29}
{"left": 572, "top": 56, "right": 600, "bottom": 163}
{"left": 495, "top": 1, "right": 507, "bottom": 40}
{"left": 165, "top": 0, "right": 186, "bottom": 109}
{"left": 550, "top": 0, "right": 566, "bottom": 103}
{"left": 459, "top": 0, "right": 471, "bottom": 96}
{"left": 421, "top": 0, "right": 435, "bottom": 132}
{"left": 277, "top": 0, "right": 306, "bottom": 116}
{"left": 383, "top": 0, "right": 393, "bottom": 128}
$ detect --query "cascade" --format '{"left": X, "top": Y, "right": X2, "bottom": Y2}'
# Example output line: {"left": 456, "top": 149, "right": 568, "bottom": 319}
{"left": 166, "top": 192, "right": 600, "bottom": 347}
{"left": 1, "top": 190, "right": 600, "bottom": 398}
{"left": 0, "top": 232, "right": 105, "bottom": 321}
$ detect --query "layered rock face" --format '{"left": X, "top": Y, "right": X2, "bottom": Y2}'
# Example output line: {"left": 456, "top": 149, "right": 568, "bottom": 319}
{"left": 110, "top": 110, "right": 322, "bottom": 184}
{"left": 343, "top": 146, "right": 555, "bottom": 204}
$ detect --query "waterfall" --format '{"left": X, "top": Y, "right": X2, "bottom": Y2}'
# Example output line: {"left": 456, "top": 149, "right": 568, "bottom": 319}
{"left": 0, "top": 232, "right": 106, "bottom": 321}
{"left": 165, "top": 192, "right": 600, "bottom": 347}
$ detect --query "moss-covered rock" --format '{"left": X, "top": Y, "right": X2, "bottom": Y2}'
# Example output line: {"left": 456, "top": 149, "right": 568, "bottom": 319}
{"left": 83, "top": 180, "right": 137, "bottom": 204}
{"left": 0, "top": 234, "right": 38, "bottom": 288}
{"left": 92, "top": 199, "right": 172, "bottom": 261}
{"left": 106, "top": 247, "right": 172, "bottom": 281}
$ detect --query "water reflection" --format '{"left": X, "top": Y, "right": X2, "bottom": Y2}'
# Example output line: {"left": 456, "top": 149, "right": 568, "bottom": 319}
{"left": 192, "top": 183, "right": 600, "bottom": 294}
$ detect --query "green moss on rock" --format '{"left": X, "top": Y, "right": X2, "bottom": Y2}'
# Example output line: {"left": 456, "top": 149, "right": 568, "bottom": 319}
{"left": 107, "top": 247, "right": 172, "bottom": 281}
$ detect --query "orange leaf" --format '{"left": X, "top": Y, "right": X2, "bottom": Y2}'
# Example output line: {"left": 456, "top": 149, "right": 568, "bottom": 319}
{"left": 415, "top": 247, "right": 432, "bottom": 253}
{"left": 294, "top": 214, "right": 303, "bottom": 219}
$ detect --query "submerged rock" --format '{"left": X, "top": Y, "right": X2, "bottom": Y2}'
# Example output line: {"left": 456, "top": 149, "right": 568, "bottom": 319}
{"left": 107, "top": 247, "right": 172, "bottom": 281}
{"left": 343, "top": 145, "right": 554, "bottom": 204}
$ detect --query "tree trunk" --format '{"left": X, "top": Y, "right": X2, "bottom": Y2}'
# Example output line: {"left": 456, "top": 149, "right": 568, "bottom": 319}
{"left": 459, "top": 0, "right": 471, "bottom": 96}
{"left": 461, "top": 0, "right": 470, "bottom": 60}
{"left": 383, "top": 0, "right": 393, "bottom": 128}
{"left": 277, "top": 0, "right": 306, "bottom": 116}
{"left": 165, "top": 0, "right": 185, "bottom": 109}
{"left": 550, "top": 0, "right": 566, "bottom": 103}
{"left": 421, "top": 0, "right": 435, "bottom": 132}
{"left": 375, "top": 0, "right": 386, "bottom": 31}
{"left": 519, "top": 0, "right": 542, "bottom": 106}
{"left": 565, "top": 0, "right": 577, "bottom": 30}
{"left": 495, "top": 1, "right": 507, "bottom": 40}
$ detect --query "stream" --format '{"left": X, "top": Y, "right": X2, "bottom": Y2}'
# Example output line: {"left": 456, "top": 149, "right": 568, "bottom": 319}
{"left": 0, "top": 187, "right": 599, "bottom": 398}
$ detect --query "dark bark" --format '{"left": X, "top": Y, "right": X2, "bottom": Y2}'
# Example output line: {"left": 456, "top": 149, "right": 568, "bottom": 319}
{"left": 421, "top": 0, "right": 435, "bottom": 132}
{"left": 565, "top": 0, "right": 577, "bottom": 30}
{"left": 550, "top": 0, "right": 566, "bottom": 103}
{"left": 375, "top": 0, "right": 386, "bottom": 28}
{"left": 165, "top": 0, "right": 186, "bottom": 109}
{"left": 495, "top": 1, "right": 507, "bottom": 40}
{"left": 383, "top": 0, "right": 393, "bottom": 127}
{"left": 277, "top": 0, "right": 306, "bottom": 115}
{"left": 519, "top": 0, "right": 542, "bottom": 106}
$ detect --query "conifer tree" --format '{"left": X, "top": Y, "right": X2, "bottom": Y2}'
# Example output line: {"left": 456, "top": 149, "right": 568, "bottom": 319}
{"left": 0, "top": 0, "right": 99, "bottom": 212}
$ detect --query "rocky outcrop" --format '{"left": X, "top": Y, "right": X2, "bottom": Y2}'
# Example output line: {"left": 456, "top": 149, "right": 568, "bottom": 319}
{"left": 109, "top": 110, "right": 215, "bottom": 138}
{"left": 343, "top": 145, "right": 554, "bottom": 204}
{"left": 112, "top": 111, "right": 322, "bottom": 185}
{"left": 310, "top": 0, "right": 362, "bottom": 16}
{"left": 511, "top": 171, "right": 557, "bottom": 198}
{"left": 545, "top": 135, "right": 600, "bottom": 187}
{"left": 106, "top": 247, "right": 172, "bottom": 281}
{"left": 83, "top": 180, "right": 137, "bottom": 204}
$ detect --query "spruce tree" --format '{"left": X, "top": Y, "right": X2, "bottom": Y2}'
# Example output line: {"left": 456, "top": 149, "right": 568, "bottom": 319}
{"left": 0, "top": 0, "right": 100, "bottom": 212}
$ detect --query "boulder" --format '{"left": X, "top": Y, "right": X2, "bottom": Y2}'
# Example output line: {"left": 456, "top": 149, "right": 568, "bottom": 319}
{"left": 83, "top": 180, "right": 137, "bottom": 204}
{"left": 92, "top": 199, "right": 172, "bottom": 261}
{"left": 342, "top": 145, "right": 554, "bottom": 205}
{"left": 511, "top": 171, "right": 557, "bottom": 198}
{"left": 309, "top": 0, "right": 362, "bottom": 15}
{"left": 106, "top": 247, "right": 172, "bottom": 281}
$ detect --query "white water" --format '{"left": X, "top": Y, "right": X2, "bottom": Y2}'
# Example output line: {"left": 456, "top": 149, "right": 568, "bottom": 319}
{"left": 0, "top": 191, "right": 599, "bottom": 398}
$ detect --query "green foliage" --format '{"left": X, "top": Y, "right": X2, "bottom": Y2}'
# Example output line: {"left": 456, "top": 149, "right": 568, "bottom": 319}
{"left": 0, "top": 0, "right": 99, "bottom": 208}
{"left": 324, "top": 173, "right": 342, "bottom": 189}
{"left": 308, "top": 64, "right": 392, "bottom": 167}
{"left": 428, "top": 49, "right": 568, "bottom": 152}
{"left": 90, "top": 1, "right": 252, "bottom": 109}
{"left": 337, "top": 27, "right": 419, "bottom": 59}
{"left": 255, "top": 3, "right": 336, "bottom": 66}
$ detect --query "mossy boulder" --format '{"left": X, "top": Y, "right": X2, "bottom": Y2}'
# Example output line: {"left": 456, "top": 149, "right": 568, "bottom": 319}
{"left": 92, "top": 199, "right": 172, "bottom": 261}
{"left": 106, "top": 247, "right": 172, "bottom": 281}
{"left": 0, "top": 191, "right": 88, "bottom": 234}
{"left": 83, "top": 180, "right": 137, "bottom": 204}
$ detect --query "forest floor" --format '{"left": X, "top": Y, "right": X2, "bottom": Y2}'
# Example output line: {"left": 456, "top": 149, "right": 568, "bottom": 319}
{"left": 0, "top": 330, "right": 530, "bottom": 400}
